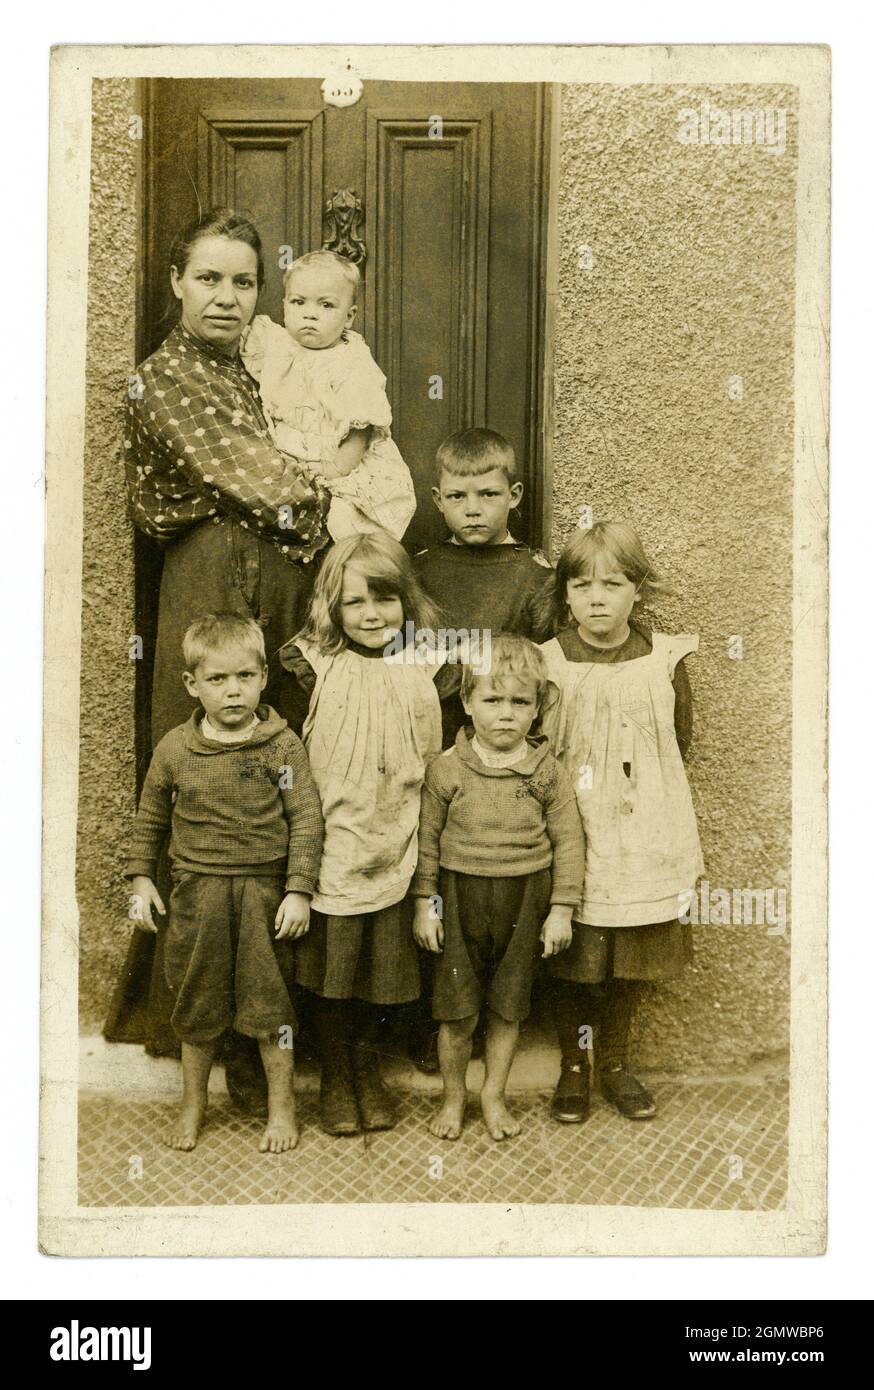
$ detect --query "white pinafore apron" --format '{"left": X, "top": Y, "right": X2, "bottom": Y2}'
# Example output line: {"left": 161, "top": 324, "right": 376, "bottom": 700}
{"left": 296, "top": 637, "right": 444, "bottom": 916}
{"left": 539, "top": 633, "right": 704, "bottom": 927}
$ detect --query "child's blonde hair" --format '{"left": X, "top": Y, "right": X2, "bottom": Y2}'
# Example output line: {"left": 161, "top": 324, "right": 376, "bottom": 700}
{"left": 298, "top": 533, "right": 441, "bottom": 656}
{"left": 534, "top": 520, "right": 671, "bottom": 638}
{"left": 283, "top": 249, "right": 360, "bottom": 303}
{"left": 434, "top": 427, "right": 518, "bottom": 486}
{"left": 182, "top": 613, "right": 267, "bottom": 671}
{"left": 461, "top": 632, "right": 548, "bottom": 706}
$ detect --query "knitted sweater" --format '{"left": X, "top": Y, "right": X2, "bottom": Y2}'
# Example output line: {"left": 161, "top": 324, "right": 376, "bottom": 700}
{"left": 413, "top": 538, "right": 552, "bottom": 640}
{"left": 411, "top": 728, "right": 585, "bottom": 906}
{"left": 124, "top": 705, "right": 324, "bottom": 894}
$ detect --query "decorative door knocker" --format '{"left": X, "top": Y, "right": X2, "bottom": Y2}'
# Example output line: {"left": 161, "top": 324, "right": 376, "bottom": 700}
{"left": 322, "top": 189, "right": 367, "bottom": 266}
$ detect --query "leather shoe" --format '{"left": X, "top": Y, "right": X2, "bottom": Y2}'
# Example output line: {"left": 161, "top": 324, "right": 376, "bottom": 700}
{"left": 550, "top": 1062, "right": 591, "bottom": 1124}
{"left": 600, "top": 1066, "right": 656, "bottom": 1119}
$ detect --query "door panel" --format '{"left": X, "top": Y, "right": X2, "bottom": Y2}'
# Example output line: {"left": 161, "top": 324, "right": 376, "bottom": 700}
{"left": 197, "top": 111, "right": 323, "bottom": 325}
{"left": 367, "top": 114, "right": 490, "bottom": 541}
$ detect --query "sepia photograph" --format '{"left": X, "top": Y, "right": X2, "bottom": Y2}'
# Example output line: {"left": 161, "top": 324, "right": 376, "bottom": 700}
{"left": 40, "top": 42, "right": 829, "bottom": 1258}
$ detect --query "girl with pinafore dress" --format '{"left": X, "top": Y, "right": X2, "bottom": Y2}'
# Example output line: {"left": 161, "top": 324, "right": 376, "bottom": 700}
{"left": 277, "top": 532, "right": 460, "bottom": 1136}
{"left": 536, "top": 521, "right": 704, "bottom": 1125}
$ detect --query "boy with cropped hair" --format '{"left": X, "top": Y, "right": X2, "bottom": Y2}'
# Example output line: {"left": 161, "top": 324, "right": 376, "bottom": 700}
{"left": 413, "top": 426, "right": 552, "bottom": 643}
{"left": 125, "top": 613, "right": 323, "bottom": 1154}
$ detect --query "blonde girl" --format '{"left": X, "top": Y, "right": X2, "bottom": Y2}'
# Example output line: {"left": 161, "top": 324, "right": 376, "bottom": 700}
{"left": 278, "top": 533, "right": 458, "bottom": 1135}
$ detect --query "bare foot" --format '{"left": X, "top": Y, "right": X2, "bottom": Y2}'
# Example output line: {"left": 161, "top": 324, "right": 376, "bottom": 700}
{"left": 481, "top": 1092, "right": 521, "bottom": 1141}
{"left": 259, "top": 1099, "right": 299, "bottom": 1154}
{"left": 164, "top": 1096, "right": 206, "bottom": 1151}
{"left": 429, "top": 1094, "right": 466, "bottom": 1140}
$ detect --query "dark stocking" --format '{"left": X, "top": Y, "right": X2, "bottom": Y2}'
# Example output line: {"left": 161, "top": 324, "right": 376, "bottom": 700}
{"left": 349, "top": 1000, "right": 398, "bottom": 1131}
{"left": 597, "top": 979, "right": 656, "bottom": 1118}
{"left": 313, "top": 995, "right": 359, "bottom": 1136}
{"left": 552, "top": 979, "right": 603, "bottom": 1066}
{"left": 549, "top": 980, "right": 598, "bottom": 1122}
{"left": 598, "top": 978, "right": 643, "bottom": 1075}
{"left": 314, "top": 996, "right": 353, "bottom": 1076}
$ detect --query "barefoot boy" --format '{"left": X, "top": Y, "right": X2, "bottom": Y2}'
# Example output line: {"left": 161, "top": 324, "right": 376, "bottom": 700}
{"left": 125, "top": 614, "right": 323, "bottom": 1153}
{"left": 411, "top": 635, "right": 584, "bottom": 1141}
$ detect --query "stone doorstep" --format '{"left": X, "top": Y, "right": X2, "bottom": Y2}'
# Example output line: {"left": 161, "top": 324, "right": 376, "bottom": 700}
{"left": 80, "top": 1034, "right": 560, "bottom": 1098}
{"left": 79, "top": 1035, "right": 787, "bottom": 1100}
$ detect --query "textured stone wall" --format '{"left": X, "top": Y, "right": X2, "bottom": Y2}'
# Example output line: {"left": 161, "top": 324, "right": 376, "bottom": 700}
{"left": 77, "top": 79, "right": 138, "bottom": 1029}
{"left": 79, "top": 82, "right": 795, "bottom": 1072}
{"left": 552, "top": 85, "right": 796, "bottom": 1070}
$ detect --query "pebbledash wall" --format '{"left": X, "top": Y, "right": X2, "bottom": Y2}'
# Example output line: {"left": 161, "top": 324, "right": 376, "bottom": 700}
{"left": 78, "top": 79, "right": 795, "bottom": 1073}
{"left": 78, "top": 80, "right": 139, "bottom": 1027}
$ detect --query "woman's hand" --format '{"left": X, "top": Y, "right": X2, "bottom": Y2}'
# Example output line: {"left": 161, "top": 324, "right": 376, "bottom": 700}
{"left": 275, "top": 891, "right": 311, "bottom": 940}
{"left": 540, "top": 905, "right": 574, "bottom": 958}
{"left": 129, "top": 876, "right": 165, "bottom": 933}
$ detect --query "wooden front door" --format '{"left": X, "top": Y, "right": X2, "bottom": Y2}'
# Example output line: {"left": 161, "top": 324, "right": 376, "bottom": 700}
{"left": 135, "top": 77, "right": 550, "bottom": 781}
{"left": 142, "top": 77, "right": 552, "bottom": 550}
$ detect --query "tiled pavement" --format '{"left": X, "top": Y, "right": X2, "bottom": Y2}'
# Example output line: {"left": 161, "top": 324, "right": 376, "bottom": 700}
{"left": 78, "top": 1074, "right": 787, "bottom": 1209}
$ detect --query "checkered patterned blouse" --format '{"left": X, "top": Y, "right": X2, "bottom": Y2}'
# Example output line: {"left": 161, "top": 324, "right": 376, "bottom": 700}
{"left": 123, "top": 322, "right": 329, "bottom": 564}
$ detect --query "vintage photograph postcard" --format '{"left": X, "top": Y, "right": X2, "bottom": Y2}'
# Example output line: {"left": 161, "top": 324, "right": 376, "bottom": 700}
{"left": 41, "top": 42, "right": 828, "bottom": 1257}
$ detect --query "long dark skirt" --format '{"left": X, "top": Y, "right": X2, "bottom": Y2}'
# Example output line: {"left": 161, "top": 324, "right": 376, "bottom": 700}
{"left": 104, "top": 517, "right": 316, "bottom": 1054}
{"left": 295, "top": 900, "right": 421, "bottom": 1006}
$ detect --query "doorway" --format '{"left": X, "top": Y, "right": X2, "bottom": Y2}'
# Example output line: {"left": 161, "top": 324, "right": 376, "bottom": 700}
{"left": 135, "top": 76, "right": 553, "bottom": 775}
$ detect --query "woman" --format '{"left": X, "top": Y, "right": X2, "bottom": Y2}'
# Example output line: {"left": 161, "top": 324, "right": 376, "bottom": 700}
{"left": 105, "top": 209, "right": 346, "bottom": 1104}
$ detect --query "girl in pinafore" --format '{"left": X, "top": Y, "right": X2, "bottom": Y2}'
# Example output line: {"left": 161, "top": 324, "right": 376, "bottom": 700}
{"left": 278, "top": 533, "right": 458, "bottom": 1136}
{"left": 537, "top": 521, "right": 704, "bottom": 1124}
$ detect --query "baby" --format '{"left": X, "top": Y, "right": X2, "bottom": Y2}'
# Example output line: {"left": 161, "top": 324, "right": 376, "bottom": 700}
{"left": 241, "top": 250, "right": 416, "bottom": 543}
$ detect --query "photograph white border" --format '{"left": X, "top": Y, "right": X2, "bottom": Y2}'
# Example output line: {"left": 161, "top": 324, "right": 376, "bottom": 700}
{"left": 40, "top": 41, "right": 828, "bottom": 1258}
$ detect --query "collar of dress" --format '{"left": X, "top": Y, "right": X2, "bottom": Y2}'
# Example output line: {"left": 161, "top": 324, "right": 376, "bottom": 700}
{"left": 176, "top": 321, "right": 244, "bottom": 368}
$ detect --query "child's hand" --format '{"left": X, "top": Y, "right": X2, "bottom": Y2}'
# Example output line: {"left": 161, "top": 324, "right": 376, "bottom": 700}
{"left": 412, "top": 898, "right": 444, "bottom": 953}
{"left": 129, "top": 876, "right": 165, "bottom": 933}
{"left": 540, "top": 906, "right": 574, "bottom": 958}
{"left": 275, "top": 892, "right": 311, "bottom": 940}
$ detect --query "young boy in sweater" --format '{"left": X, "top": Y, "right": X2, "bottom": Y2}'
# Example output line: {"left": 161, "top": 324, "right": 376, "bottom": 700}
{"left": 408, "top": 428, "right": 554, "bottom": 1071}
{"left": 413, "top": 427, "right": 552, "bottom": 668}
{"left": 126, "top": 614, "right": 323, "bottom": 1154}
{"left": 412, "top": 635, "right": 584, "bottom": 1141}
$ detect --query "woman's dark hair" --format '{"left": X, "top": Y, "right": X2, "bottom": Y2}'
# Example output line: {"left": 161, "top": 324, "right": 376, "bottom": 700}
{"left": 167, "top": 206, "right": 266, "bottom": 302}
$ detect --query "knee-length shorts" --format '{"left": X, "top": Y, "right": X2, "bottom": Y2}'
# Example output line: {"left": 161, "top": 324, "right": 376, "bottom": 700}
{"left": 164, "top": 872, "right": 297, "bottom": 1045}
{"left": 431, "top": 868, "right": 552, "bottom": 1024}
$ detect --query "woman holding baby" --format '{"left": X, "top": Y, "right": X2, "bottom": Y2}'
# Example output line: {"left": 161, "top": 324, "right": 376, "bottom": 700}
{"left": 108, "top": 207, "right": 416, "bottom": 1100}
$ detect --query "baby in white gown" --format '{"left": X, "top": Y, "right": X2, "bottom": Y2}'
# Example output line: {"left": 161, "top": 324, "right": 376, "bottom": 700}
{"left": 241, "top": 250, "right": 416, "bottom": 543}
